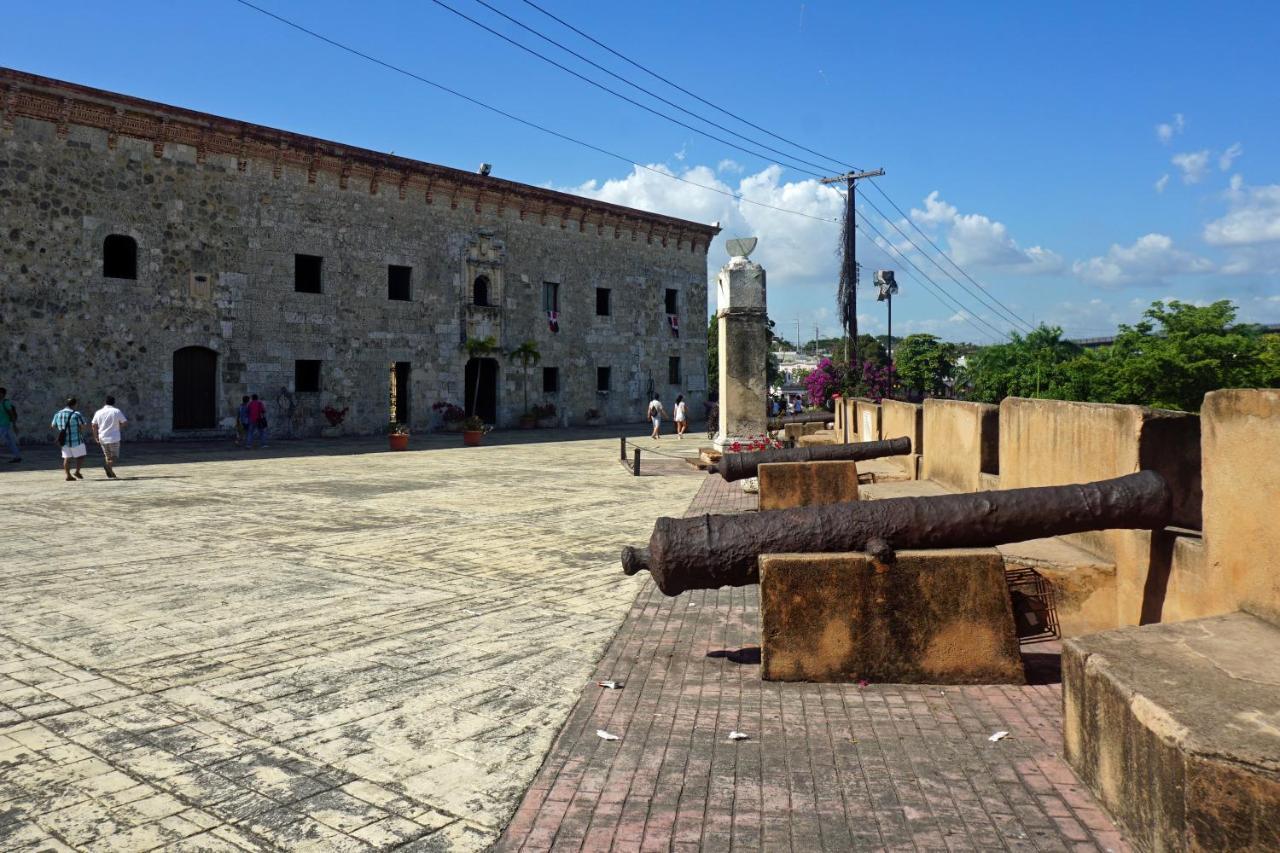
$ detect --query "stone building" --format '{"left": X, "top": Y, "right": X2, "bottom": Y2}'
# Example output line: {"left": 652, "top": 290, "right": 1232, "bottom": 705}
{"left": 0, "top": 68, "right": 717, "bottom": 439}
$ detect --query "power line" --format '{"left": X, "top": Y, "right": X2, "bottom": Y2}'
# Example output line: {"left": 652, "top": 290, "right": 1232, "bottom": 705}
{"left": 853, "top": 187, "right": 1036, "bottom": 333}
{"left": 861, "top": 181, "right": 1037, "bottom": 331}
{"left": 518, "top": 0, "right": 855, "bottom": 174}
{"left": 228, "top": 0, "right": 838, "bottom": 224}
{"left": 467, "top": 0, "right": 844, "bottom": 177}
{"left": 480, "top": 1, "right": 1030, "bottom": 338}
{"left": 428, "top": 0, "right": 832, "bottom": 181}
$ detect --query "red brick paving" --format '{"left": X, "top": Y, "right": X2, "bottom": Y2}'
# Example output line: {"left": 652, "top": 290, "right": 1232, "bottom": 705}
{"left": 498, "top": 475, "right": 1129, "bottom": 852}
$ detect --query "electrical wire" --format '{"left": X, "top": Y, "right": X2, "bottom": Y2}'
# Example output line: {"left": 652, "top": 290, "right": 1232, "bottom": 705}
{"left": 468, "top": 0, "right": 845, "bottom": 177}
{"left": 228, "top": 0, "right": 839, "bottom": 224}
{"left": 428, "top": 0, "right": 833, "bottom": 181}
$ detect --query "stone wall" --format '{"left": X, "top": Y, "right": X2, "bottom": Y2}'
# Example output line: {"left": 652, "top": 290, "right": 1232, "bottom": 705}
{"left": 0, "top": 71, "right": 713, "bottom": 439}
{"left": 921, "top": 399, "right": 998, "bottom": 493}
{"left": 880, "top": 399, "right": 923, "bottom": 478}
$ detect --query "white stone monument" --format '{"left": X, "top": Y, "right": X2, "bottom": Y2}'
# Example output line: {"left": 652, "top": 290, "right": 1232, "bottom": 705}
{"left": 714, "top": 238, "right": 769, "bottom": 450}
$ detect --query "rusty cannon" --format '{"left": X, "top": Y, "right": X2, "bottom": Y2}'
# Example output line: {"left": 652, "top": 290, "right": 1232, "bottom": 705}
{"left": 622, "top": 471, "right": 1171, "bottom": 596}
{"left": 709, "top": 436, "right": 911, "bottom": 482}
{"left": 769, "top": 412, "right": 835, "bottom": 427}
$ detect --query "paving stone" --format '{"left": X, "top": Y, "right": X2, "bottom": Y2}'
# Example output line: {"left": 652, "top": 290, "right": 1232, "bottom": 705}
{"left": 0, "top": 433, "right": 701, "bottom": 851}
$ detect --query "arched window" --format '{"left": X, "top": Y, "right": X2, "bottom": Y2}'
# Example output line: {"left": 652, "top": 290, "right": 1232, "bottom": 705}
{"left": 103, "top": 234, "right": 137, "bottom": 280}
{"left": 473, "top": 275, "right": 490, "bottom": 307}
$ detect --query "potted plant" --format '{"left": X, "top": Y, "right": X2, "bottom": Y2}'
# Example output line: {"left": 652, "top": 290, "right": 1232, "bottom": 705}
{"left": 584, "top": 407, "right": 605, "bottom": 427}
{"left": 321, "top": 404, "right": 348, "bottom": 438}
{"left": 462, "top": 415, "right": 487, "bottom": 447}
{"left": 387, "top": 421, "right": 409, "bottom": 451}
{"left": 533, "top": 402, "right": 557, "bottom": 429}
{"left": 432, "top": 401, "right": 465, "bottom": 432}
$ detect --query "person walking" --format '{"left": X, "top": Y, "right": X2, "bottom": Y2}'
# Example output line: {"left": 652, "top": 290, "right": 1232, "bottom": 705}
{"left": 0, "top": 387, "right": 21, "bottom": 463}
{"left": 673, "top": 394, "right": 688, "bottom": 439}
{"left": 235, "top": 395, "right": 250, "bottom": 447}
{"left": 90, "top": 396, "right": 128, "bottom": 479}
{"left": 646, "top": 393, "right": 666, "bottom": 440}
{"left": 50, "top": 397, "right": 88, "bottom": 481}
{"left": 246, "top": 394, "right": 268, "bottom": 448}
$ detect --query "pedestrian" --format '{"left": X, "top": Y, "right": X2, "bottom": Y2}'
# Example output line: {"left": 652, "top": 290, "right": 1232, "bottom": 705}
{"left": 769, "top": 397, "right": 781, "bottom": 417}
{"left": 673, "top": 394, "right": 687, "bottom": 439}
{"left": 646, "top": 393, "right": 666, "bottom": 440}
{"left": 90, "top": 395, "right": 128, "bottom": 479}
{"left": 792, "top": 396, "right": 803, "bottom": 415}
{"left": 50, "top": 397, "right": 88, "bottom": 481}
{"left": 0, "top": 387, "right": 21, "bottom": 463}
{"left": 235, "top": 395, "right": 250, "bottom": 447}
{"left": 246, "top": 393, "right": 268, "bottom": 448}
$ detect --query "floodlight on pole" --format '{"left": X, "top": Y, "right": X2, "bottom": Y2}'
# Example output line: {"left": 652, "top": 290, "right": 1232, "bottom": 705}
{"left": 875, "top": 270, "right": 899, "bottom": 361}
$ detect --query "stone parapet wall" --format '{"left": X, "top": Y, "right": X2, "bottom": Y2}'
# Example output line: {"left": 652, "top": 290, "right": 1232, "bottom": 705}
{"left": 922, "top": 399, "right": 998, "bottom": 493}
{"left": 880, "top": 399, "right": 923, "bottom": 479}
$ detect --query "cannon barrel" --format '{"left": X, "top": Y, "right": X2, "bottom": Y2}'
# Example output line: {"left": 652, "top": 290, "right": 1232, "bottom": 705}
{"left": 769, "top": 412, "right": 835, "bottom": 427}
{"left": 622, "top": 471, "right": 1171, "bottom": 596}
{"left": 710, "top": 436, "right": 911, "bottom": 481}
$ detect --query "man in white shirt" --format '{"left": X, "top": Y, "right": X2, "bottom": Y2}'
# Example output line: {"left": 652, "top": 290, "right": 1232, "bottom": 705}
{"left": 90, "top": 395, "right": 128, "bottom": 479}
{"left": 646, "top": 394, "right": 666, "bottom": 439}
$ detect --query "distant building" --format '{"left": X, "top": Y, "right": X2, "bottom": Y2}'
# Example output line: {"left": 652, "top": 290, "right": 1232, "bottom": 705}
{"left": 0, "top": 68, "right": 718, "bottom": 437}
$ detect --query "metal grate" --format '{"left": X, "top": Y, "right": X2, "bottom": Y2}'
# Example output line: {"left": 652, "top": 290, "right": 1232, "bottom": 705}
{"left": 1005, "top": 565, "right": 1060, "bottom": 643}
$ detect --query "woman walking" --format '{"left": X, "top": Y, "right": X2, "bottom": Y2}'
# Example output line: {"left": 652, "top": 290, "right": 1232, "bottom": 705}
{"left": 673, "top": 395, "right": 687, "bottom": 439}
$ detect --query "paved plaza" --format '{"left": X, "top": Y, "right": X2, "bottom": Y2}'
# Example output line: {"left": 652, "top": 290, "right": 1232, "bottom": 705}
{"left": 0, "top": 432, "right": 702, "bottom": 852}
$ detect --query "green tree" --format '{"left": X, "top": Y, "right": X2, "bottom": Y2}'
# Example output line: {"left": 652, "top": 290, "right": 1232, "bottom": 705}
{"left": 463, "top": 336, "right": 498, "bottom": 418}
{"left": 959, "top": 325, "right": 1081, "bottom": 403}
{"left": 894, "top": 333, "right": 960, "bottom": 397}
{"left": 706, "top": 316, "right": 718, "bottom": 393}
{"left": 508, "top": 340, "right": 541, "bottom": 414}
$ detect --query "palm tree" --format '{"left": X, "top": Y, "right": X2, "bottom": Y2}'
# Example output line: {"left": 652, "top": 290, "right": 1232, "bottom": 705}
{"left": 463, "top": 336, "right": 498, "bottom": 418}
{"left": 509, "top": 340, "right": 541, "bottom": 415}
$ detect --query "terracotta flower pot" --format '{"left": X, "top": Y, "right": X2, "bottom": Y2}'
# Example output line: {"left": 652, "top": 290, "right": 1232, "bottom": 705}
{"left": 463, "top": 430, "right": 483, "bottom": 446}
{"left": 519, "top": 415, "right": 537, "bottom": 430}
{"left": 388, "top": 433, "right": 409, "bottom": 451}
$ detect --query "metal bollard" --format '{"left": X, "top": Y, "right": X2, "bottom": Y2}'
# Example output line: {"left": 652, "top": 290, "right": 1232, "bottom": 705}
{"left": 632, "top": 447, "right": 641, "bottom": 476}
{"left": 620, "top": 436, "right": 627, "bottom": 462}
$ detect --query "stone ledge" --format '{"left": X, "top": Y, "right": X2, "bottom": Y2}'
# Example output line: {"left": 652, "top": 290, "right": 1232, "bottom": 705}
{"left": 1063, "top": 612, "right": 1280, "bottom": 851}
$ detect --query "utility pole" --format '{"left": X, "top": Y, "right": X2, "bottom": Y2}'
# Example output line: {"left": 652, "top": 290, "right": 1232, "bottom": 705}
{"left": 821, "top": 168, "right": 885, "bottom": 348}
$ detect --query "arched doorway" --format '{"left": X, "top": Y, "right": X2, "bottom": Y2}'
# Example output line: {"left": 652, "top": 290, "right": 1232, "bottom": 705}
{"left": 173, "top": 346, "right": 218, "bottom": 430}
{"left": 464, "top": 358, "right": 498, "bottom": 424}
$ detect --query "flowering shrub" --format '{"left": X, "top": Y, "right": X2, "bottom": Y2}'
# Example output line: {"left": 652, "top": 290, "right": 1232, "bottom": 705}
{"left": 322, "top": 404, "right": 349, "bottom": 427}
{"left": 803, "top": 358, "right": 845, "bottom": 408}
{"left": 585, "top": 407, "right": 601, "bottom": 419}
{"left": 532, "top": 402, "right": 556, "bottom": 418}
{"left": 431, "top": 400, "right": 465, "bottom": 423}
{"left": 728, "top": 433, "right": 784, "bottom": 453}
{"left": 861, "top": 360, "right": 897, "bottom": 402}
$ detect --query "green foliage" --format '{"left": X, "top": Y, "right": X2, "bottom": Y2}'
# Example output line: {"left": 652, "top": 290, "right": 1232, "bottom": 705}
{"left": 464, "top": 335, "right": 498, "bottom": 359}
{"left": 959, "top": 300, "right": 1278, "bottom": 412}
{"left": 894, "top": 334, "right": 960, "bottom": 397}
{"left": 706, "top": 316, "right": 718, "bottom": 392}
{"left": 508, "top": 340, "right": 541, "bottom": 414}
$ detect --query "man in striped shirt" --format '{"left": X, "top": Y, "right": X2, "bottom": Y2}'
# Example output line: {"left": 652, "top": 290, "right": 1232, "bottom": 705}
{"left": 50, "top": 397, "right": 88, "bottom": 482}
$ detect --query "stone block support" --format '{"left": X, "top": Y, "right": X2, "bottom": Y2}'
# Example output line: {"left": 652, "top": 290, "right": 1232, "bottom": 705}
{"left": 757, "top": 461, "right": 860, "bottom": 511}
{"left": 759, "top": 549, "right": 1024, "bottom": 684}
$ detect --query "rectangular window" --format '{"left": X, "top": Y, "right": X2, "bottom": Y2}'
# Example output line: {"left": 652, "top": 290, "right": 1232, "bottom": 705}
{"left": 596, "top": 287, "right": 611, "bottom": 317}
{"left": 596, "top": 366, "right": 611, "bottom": 393}
{"left": 665, "top": 288, "right": 679, "bottom": 315}
{"left": 295, "top": 254, "right": 323, "bottom": 293}
{"left": 543, "top": 366, "right": 560, "bottom": 394}
{"left": 543, "top": 281, "right": 560, "bottom": 313}
{"left": 295, "top": 359, "right": 322, "bottom": 392}
{"left": 668, "top": 356, "right": 681, "bottom": 386}
{"left": 388, "top": 265, "right": 412, "bottom": 301}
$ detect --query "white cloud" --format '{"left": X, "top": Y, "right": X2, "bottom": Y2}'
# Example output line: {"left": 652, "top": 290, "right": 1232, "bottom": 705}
{"left": 717, "top": 159, "right": 743, "bottom": 174}
{"left": 1171, "top": 150, "right": 1211, "bottom": 184}
{"left": 1155, "top": 113, "right": 1185, "bottom": 144}
{"left": 908, "top": 191, "right": 1063, "bottom": 273}
{"left": 1218, "top": 142, "right": 1243, "bottom": 171}
{"left": 1154, "top": 174, "right": 1170, "bottom": 194}
{"left": 1072, "top": 233, "right": 1213, "bottom": 286}
{"left": 1203, "top": 182, "right": 1280, "bottom": 247}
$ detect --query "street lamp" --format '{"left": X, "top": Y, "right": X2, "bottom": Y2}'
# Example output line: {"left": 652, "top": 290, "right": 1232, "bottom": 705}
{"left": 875, "top": 270, "right": 899, "bottom": 361}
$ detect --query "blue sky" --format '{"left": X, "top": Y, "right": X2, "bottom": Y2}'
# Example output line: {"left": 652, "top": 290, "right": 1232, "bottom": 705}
{"left": 7, "top": 1, "right": 1279, "bottom": 344}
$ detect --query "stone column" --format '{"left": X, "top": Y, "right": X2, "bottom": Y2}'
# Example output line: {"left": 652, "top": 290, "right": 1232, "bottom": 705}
{"left": 714, "top": 250, "right": 768, "bottom": 450}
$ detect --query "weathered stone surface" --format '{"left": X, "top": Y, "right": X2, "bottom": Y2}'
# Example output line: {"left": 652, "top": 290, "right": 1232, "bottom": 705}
{"left": 922, "top": 399, "right": 999, "bottom": 493}
{"left": 0, "top": 69, "right": 713, "bottom": 439}
{"left": 1063, "top": 612, "right": 1280, "bottom": 852}
{"left": 713, "top": 255, "right": 768, "bottom": 449}
{"left": 759, "top": 549, "right": 1025, "bottom": 683}
{"left": 757, "top": 460, "right": 859, "bottom": 511}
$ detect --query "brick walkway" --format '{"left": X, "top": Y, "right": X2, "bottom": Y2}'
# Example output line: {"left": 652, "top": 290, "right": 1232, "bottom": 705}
{"left": 498, "top": 476, "right": 1128, "bottom": 852}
